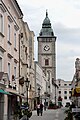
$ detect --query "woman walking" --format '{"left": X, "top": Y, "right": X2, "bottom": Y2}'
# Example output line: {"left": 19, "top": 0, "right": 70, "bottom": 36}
{"left": 36, "top": 103, "right": 40, "bottom": 116}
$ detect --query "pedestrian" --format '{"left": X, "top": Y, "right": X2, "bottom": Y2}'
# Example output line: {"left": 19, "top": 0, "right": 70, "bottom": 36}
{"left": 40, "top": 102, "right": 43, "bottom": 116}
{"left": 36, "top": 103, "right": 40, "bottom": 116}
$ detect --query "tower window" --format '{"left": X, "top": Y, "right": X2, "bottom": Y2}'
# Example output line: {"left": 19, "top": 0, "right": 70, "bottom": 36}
{"left": 45, "top": 59, "right": 49, "bottom": 65}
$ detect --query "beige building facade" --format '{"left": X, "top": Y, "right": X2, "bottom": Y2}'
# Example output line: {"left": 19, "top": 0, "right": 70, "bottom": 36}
{"left": 0, "top": 1, "right": 36, "bottom": 119}
{"left": 19, "top": 20, "right": 35, "bottom": 110}
{"left": 0, "top": 0, "right": 24, "bottom": 119}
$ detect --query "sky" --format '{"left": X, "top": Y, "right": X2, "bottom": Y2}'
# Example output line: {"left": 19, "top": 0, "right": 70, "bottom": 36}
{"left": 17, "top": 0, "right": 80, "bottom": 81}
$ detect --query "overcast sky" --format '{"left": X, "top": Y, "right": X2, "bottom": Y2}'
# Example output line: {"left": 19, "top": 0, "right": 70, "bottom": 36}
{"left": 17, "top": 0, "right": 80, "bottom": 81}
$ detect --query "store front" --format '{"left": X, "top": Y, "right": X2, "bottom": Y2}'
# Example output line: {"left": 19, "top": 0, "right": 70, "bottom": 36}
{"left": 0, "top": 93, "right": 4, "bottom": 120}
{"left": 7, "top": 94, "right": 17, "bottom": 120}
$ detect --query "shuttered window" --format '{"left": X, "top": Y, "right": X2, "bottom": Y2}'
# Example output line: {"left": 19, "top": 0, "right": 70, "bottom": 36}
{"left": 0, "top": 14, "right": 3, "bottom": 33}
{"left": 8, "top": 24, "right": 10, "bottom": 41}
{"left": 8, "top": 63, "right": 10, "bottom": 80}
{"left": 14, "top": 33, "right": 16, "bottom": 48}
{"left": 0, "top": 57, "right": 2, "bottom": 71}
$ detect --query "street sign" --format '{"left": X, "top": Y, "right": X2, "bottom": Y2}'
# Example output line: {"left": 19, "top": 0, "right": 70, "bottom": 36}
{"left": 72, "top": 108, "right": 80, "bottom": 112}
{"left": 20, "top": 105, "right": 29, "bottom": 109}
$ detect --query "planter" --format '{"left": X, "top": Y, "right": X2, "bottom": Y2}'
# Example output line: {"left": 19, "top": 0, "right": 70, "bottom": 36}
{"left": 23, "top": 110, "right": 32, "bottom": 118}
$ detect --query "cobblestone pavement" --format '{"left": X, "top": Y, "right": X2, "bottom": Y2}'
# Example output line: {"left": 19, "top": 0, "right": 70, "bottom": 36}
{"left": 29, "top": 107, "right": 66, "bottom": 120}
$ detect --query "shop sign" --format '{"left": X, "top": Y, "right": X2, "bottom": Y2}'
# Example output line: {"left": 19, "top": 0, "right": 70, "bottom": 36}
{"left": 72, "top": 108, "right": 80, "bottom": 112}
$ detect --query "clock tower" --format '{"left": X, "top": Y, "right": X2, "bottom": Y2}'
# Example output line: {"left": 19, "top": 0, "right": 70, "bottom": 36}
{"left": 37, "top": 11, "right": 57, "bottom": 102}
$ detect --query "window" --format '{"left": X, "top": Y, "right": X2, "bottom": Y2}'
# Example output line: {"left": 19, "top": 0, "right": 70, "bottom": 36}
{"left": 45, "top": 59, "right": 49, "bottom": 65}
{"left": 64, "top": 91, "right": 67, "bottom": 94}
{"left": 0, "top": 14, "right": 3, "bottom": 33}
{"left": 59, "top": 80, "right": 60, "bottom": 83}
{"left": 59, "top": 84, "right": 61, "bottom": 86}
{"left": 0, "top": 57, "right": 2, "bottom": 71}
{"left": 14, "top": 67, "right": 16, "bottom": 79}
{"left": 69, "top": 84, "right": 71, "bottom": 86}
{"left": 64, "top": 84, "right": 67, "bottom": 86}
{"left": 8, "top": 63, "right": 10, "bottom": 80}
{"left": 59, "top": 91, "right": 61, "bottom": 94}
{"left": 69, "top": 96, "right": 71, "bottom": 99}
{"left": 29, "top": 38, "right": 32, "bottom": 46}
{"left": 8, "top": 24, "right": 10, "bottom": 41}
{"left": 64, "top": 96, "right": 67, "bottom": 99}
{"left": 14, "top": 33, "right": 16, "bottom": 48}
{"left": 69, "top": 91, "right": 71, "bottom": 94}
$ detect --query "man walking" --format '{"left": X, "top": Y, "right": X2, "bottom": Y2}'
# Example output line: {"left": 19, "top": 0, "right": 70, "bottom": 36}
{"left": 40, "top": 102, "right": 43, "bottom": 116}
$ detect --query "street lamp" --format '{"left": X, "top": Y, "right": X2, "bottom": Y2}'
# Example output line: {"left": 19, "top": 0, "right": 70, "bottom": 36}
{"left": 25, "top": 78, "right": 30, "bottom": 120}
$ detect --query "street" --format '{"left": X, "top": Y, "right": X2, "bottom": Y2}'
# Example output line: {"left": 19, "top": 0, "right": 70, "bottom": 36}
{"left": 30, "top": 107, "right": 66, "bottom": 120}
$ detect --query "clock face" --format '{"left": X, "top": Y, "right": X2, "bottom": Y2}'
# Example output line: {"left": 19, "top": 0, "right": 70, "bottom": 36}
{"left": 44, "top": 45, "right": 50, "bottom": 51}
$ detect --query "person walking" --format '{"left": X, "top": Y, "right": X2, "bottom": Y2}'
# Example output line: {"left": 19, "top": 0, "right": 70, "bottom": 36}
{"left": 40, "top": 102, "right": 43, "bottom": 116}
{"left": 36, "top": 103, "right": 40, "bottom": 116}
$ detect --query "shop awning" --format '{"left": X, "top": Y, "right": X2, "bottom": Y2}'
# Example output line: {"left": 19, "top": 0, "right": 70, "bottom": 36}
{"left": 72, "top": 87, "right": 80, "bottom": 97}
{"left": 10, "top": 92, "right": 26, "bottom": 99}
{"left": 76, "top": 87, "right": 80, "bottom": 93}
{"left": 0, "top": 89, "right": 11, "bottom": 95}
{"left": 6, "top": 88, "right": 26, "bottom": 99}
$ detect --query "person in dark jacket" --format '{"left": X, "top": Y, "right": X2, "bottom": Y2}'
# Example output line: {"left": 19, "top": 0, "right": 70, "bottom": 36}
{"left": 40, "top": 102, "right": 43, "bottom": 116}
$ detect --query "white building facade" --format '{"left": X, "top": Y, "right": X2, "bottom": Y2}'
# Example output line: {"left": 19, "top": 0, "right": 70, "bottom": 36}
{"left": 34, "top": 61, "right": 49, "bottom": 107}
{"left": 56, "top": 79, "right": 72, "bottom": 107}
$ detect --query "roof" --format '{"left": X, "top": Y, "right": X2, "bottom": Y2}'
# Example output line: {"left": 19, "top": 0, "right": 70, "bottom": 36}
{"left": 39, "top": 10, "right": 54, "bottom": 37}
{"left": 15, "top": 0, "right": 23, "bottom": 16}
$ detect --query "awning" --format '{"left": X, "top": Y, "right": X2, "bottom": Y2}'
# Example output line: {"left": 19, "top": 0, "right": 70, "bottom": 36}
{"left": 10, "top": 92, "right": 26, "bottom": 99}
{"left": 0, "top": 89, "right": 11, "bottom": 95}
{"left": 76, "top": 87, "right": 80, "bottom": 93}
{"left": 72, "top": 87, "right": 80, "bottom": 97}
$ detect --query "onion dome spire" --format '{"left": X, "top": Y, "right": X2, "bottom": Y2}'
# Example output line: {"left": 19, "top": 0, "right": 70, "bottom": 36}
{"left": 39, "top": 10, "right": 54, "bottom": 37}
{"left": 46, "top": 9, "right": 48, "bottom": 17}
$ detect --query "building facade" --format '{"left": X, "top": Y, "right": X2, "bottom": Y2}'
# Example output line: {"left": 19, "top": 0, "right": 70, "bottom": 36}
{"left": 37, "top": 11, "right": 57, "bottom": 103}
{"left": 34, "top": 61, "right": 49, "bottom": 108}
{"left": 0, "top": 0, "right": 24, "bottom": 119}
{"left": 56, "top": 79, "right": 72, "bottom": 107}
